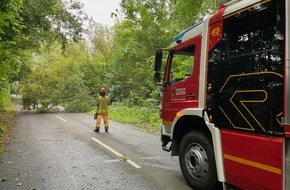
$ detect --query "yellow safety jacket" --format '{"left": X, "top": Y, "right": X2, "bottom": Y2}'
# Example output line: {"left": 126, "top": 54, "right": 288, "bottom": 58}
{"left": 96, "top": 96, "right": 110, "bottom": 114}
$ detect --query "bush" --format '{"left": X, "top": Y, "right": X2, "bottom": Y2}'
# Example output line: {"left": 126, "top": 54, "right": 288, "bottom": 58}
{"left": 0, "top": 125, "right": 5, "bottom": 133}
{"left": 0, "top": 86, "right": 11, "bottom": 111}
{"left": 106, "top": 102, "right": 161, "bottom": 134}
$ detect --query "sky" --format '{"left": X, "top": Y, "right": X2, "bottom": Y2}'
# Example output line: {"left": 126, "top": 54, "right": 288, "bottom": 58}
{"left": 80, "top": 0, "right": 121, "bottom": 27}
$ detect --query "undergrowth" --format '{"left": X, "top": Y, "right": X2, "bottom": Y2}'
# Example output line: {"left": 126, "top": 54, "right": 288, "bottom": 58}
{"left": 0, "top": 100, "right": 16, "bottom": 154}
{"left": 89, "top": 102, "right": 161, "bottom": 134}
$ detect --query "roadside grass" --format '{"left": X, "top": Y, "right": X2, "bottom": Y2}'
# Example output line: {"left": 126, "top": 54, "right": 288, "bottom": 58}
{"left": 0, "top": 101, "right": 17, "bottom": 154}
{"left": 89, "top": 103, "right": 161, "bottom": 134}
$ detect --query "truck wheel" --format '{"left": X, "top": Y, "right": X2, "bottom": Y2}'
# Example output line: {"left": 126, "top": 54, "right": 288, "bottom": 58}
{"left": 179, "top": 131, "right": 217, "bottom": 190}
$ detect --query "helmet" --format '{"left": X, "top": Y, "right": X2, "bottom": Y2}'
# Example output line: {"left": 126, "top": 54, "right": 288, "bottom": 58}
{"left": 99, "top": 87, "right": 106, "bottom": 94}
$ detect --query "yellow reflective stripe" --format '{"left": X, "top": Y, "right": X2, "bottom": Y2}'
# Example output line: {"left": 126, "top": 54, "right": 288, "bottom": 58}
{"left": 224, "top": 154, "right": 282, "bottom": 175}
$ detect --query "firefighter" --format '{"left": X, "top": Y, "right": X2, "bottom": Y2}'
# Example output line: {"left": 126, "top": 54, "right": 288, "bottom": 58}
{"left": 95, "top": 87, "right": 110, "bottom": 132}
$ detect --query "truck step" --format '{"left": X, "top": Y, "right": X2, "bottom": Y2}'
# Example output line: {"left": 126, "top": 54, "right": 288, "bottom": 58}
{"left": 162, "top": 145, "right": 171, "bottom": 152}
{"left": 162, "top": 140, "right": 172, "bottom": 152}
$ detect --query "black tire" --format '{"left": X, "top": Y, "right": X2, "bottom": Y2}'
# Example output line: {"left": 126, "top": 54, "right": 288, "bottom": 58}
{"left": 179, "top": 131, "right": 217, "bottom": 190}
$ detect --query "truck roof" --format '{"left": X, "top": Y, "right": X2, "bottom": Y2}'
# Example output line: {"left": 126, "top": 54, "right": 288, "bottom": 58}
{"left": 170, "top": 0, "right": 265, "bottom": 49}
{"left": 170, "top": 21, "right": 203, "bottom": 48}
{"left": 223, "top": 0, "right": 265, "bottom": 16}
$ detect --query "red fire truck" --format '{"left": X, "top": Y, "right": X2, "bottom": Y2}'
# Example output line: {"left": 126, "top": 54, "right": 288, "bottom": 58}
{"left": 154, "top": 0, "right": 290, "bottom": 189}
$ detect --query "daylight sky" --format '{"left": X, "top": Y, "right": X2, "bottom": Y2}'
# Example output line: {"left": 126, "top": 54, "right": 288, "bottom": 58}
{"left": 80, "top": 0, "right": 121, "bottom": 27}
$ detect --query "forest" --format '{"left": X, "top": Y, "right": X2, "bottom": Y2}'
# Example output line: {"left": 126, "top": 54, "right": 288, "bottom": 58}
{"left": 0, "top": 0, "right": 220, "bottom": 132}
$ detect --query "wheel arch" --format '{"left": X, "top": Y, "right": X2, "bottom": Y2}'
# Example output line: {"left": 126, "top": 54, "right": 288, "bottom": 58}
{"left": 171, "top": 112, "right": 211, "bottom": 156}
{"left": 170, "top": 108, "right": 226, "bottom": 183}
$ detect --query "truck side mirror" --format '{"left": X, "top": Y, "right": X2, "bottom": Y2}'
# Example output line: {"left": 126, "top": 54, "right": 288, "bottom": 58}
{"left": 154, "top": 72, "right": 161, "bottom": 83}
{"left": 154, "top": 49, "right": 162, "bottom": 71}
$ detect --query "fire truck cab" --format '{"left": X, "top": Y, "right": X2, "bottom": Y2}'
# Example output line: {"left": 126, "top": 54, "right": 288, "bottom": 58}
{"left": 154, "top": 0, "right": 290, "bottom": 189}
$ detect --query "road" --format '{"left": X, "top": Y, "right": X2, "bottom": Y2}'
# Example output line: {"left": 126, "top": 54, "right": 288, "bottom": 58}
{"left": 0, "top": 110, "right": 192, "bottom": 190}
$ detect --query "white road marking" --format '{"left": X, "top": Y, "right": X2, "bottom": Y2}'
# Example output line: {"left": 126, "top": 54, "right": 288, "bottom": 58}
{"left": 91, "top": 137, "right": 141, "bottom": 169}
{"left": 56, "top": 116, "right": 67, "bottom": 122}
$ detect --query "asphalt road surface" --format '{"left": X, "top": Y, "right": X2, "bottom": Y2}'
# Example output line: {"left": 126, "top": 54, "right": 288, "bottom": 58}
{"left": 0, "top": 109, "right": 192, "bottom": 190}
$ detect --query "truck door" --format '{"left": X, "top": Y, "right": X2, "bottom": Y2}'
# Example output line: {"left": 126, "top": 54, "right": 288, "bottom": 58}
{"left": 161, "top": 36, "right": 201, "bottom": 125}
